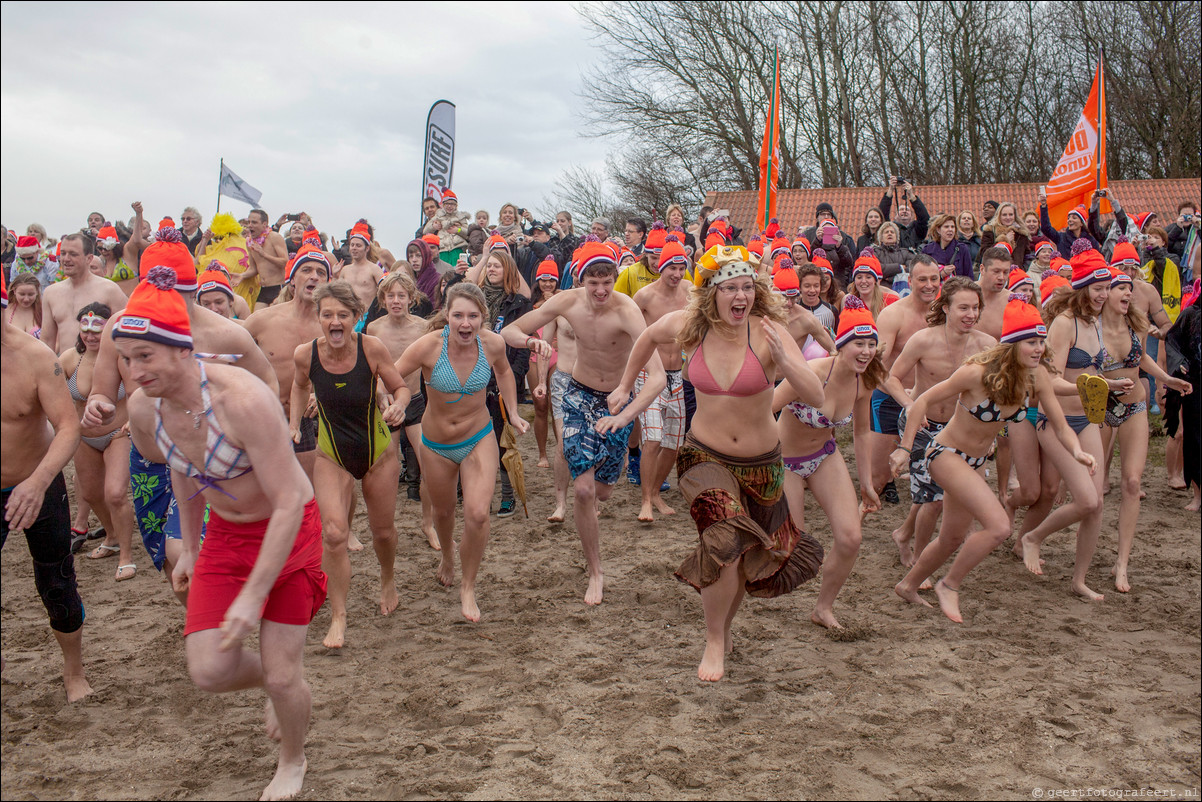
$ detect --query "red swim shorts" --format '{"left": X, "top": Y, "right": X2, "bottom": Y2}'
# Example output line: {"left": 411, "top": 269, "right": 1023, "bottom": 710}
{"left": 184, "top": 498, "right": 327, "bottom": 636}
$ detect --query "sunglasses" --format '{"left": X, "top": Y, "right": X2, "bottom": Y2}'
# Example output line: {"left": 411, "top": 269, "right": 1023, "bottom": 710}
{"left": 79, "top": 313, "right": 108, "bottom": 333}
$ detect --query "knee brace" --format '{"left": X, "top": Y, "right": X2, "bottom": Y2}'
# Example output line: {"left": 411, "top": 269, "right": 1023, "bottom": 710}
{"left": 33, "top": 554, "right": 85, "bottom": 633}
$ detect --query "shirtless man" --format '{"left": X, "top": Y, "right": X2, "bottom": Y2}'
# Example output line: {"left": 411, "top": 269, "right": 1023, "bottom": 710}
{"left": 366, "top": 270, "right": 438, "bottom": 549}
{"left": 197, "top": 267, "right": 252, "bottom": 320}
{"left": 117, "top": 268, "right": 324, "bottom": 801}
{"left": 240, "top": 209, "right": 289, "bottom": 309}
{"left": 887, "top": 277, "right": 995, "bottom": 566}
{"left": 504, "top": 244, "right": 666, "bottom": 604}
{"left": 340, "top": 220, "right": 384, "bottom": 321}
{"left": 869, "top": 254, "right": 942, "bottom": 502}
{"left": 82, "top": 232, "right": 278, "bottom": 601}
{"left": 244, "top": 246, "right": 329, "bottom": 482}
{"left": 975, "top": 248, "right": 1013, "bottom": 340}
{"left": 40, "top": 233, "right": 128, "bottom": 353}
{"left": 629, "top": 237, "right": 692, "bottom": 521}
{"left": 536, "top": 309, "right": 578, "bottom": 523}
{"left": 1, "top": 293, "right": 92, "bottom": 703}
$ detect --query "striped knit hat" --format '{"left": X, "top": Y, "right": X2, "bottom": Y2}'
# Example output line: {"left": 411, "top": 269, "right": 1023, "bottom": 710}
{"left": 658, "top": 235, "right": 688, "bottom": 270}
{"left": 1039, "top": 274, "right": 1070, "bottom": 307}
{"left": 486, "top": 233, "right": 510, "bottom": 253}
{"left": 835, "top": 295, "right": 877, "bottom": 349}
{"left": 350, "top": 219, "right": 372, "bottom": 245}
{"left": 773, "top": 266, "right": 800, "bottom": 297}
{"left": 1067, "top": 205, "right": 1087, "bottom": 227}
{"left": 793, "top": 236, "right": 812, "bottom": 260}
{"left": 852, "top": 248, "right": 883, "bottom": 281}
{"left": 288, "top": 245, "right": 331, "bottom": 283}
{"left": 1069, "top": 238, "right": 1110, "bottom": 289}
{"left": 644, "top": 221, "right": 667, "bottom": 254}
{"left": 1109, "top": 267, "right": 1133, "bottom": 288}
{"left": 1007, "top": 266, "right": 1034, "bottom": 292}
{"left": 1110, "top": 237, "right": 1139, "bottom": 268}
{"left": 1000, "top": 293, "right": 1047, "bottom": 343}
{"left": 746, "top": 234, "right": 765, "bottom": 259}
{"left": 139, "top": 228, "right": 197, "bottom": 291}
{"left": 196, "top": 267, "right": 234, "bottom": 300}
{"left": 535, "top": 255, "right": 559, "bottom": 283}
{"left": 113, "top": 266, "right": 192, "bottom": 349}
{"left": 811, "top": 248, "right": 833, "bottom": 276}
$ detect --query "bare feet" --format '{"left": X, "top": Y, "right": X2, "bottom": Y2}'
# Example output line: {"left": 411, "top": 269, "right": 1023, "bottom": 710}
{"left": 461, "top": 587, "right": 480, "bottom": 623}
{"left": 1111, "top": 564, "right": 1131, "bottom": 593}
{"left": 934, "top": 579, "right": 963, "bottom": 623}
{"left": 422, "top": 524, "right": 440, "bottom": 551}
{"left": 652, "top": 497, "right": 675, "bottom": 516}
{"left": 1168, "top": 478, "right": 1187, "bottom": 490}
{"left": 64, "top": 674, "right": 93, "bottom": 703}
{"left": 536, "top": 456, "right": 550, "bottom": 468}
{"left": 637, "top": 501, "right": 655, "bottom": 523}
{"left": 810, "top": 608, "right": 842, "bottom": 629}
{"left": 1186, "top": 500, "right": 1201, "bottom": 512}
{"left": 918, "top": 577, "right": 933, "bottom": 591}
{"left": 892, "top": 527, "right": 914, "bottom": 567}
{"left": 698, "top": 641, "right": 725, "bottom": 681}
{"left": 322, "top": 616, "right": 346, "bottom": 649}
{"left": 436, "top": 557, "right": 455, "bottom": 588}
{"left": 724, "top": 629, "right": 734, "bottom": 655}
{"left": 546, "top": 505, "right": 566, "bottom": 523}
{"left": 894, "top": 581, "right": 932, "bottom": 608}
{"left": 379, "top": 582, "right": 398, "bottom": 616}
{"left": 260, "top": 758, "right": 306, "bottom": 801}
{"left": 1072, "top": 582, "right": 1104, "bottom": 602}
{"left": 584, "top": 573, "right": 604, "bottom": 605}
{"left": 347, "top": 534, "right": 365, "bottom": 552}
{"left": 264, "top": 700, "right": 282, "bottom": 742}
{"left": 1021, "top": 535, "right": 1044, "bottom": 575}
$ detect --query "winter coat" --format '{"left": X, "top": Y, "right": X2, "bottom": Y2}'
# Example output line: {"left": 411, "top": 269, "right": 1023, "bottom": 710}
{"left": 957, "top": 233, "right": 981, "bottom": 265}
{"left": 922, "top": 239, "right": 974, "bottom": 279}
{"left": 872, "top": 243, "right": 914, "bottom": 280}
{"left": 980, "top": 225, "right": 1030, "bottom": 267}
{"left": 878, "top": 192, "right": 931, "bottom": 252}
{"left": 801, "top": 226, "right": 856, "bottom": 287}
{"left": 423, "top": 209, "right": 472, "bottom": 253}
{"left": 1039, "top": 203, "right": 1101, "bottom": 259}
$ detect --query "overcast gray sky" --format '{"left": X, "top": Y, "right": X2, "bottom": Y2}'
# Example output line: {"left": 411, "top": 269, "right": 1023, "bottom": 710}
{"left": 0, "top": 1, "right": 608, "bottom": 252}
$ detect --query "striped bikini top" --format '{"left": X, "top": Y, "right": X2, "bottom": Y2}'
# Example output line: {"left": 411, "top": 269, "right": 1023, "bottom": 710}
{"left": 153, "top": 362, "right": 252, "bottom": 499}
{"left": 428, "top": 326, "right": 490, "bottom": 403}
{"left": 67, "top": 357, "right": 125, "bottom": 403}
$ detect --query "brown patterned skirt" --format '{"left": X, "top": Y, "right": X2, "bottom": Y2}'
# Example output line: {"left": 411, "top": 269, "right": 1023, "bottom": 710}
{"left": 674, "top": 432, "right": 824, "bottom": 598}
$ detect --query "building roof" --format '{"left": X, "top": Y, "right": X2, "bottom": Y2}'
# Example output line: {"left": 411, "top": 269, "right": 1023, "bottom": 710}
{"left": 704, "top": 178, "right": 1201, "bottom": 236}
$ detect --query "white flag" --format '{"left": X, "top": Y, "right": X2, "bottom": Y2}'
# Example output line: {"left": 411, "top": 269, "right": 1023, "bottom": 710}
{"left": 218, "top": 162, "right": 263, "bottom": 207}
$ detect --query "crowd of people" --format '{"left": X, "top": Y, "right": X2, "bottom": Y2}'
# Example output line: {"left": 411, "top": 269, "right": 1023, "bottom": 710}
{"left": 1, "top": 181, "right": 1199, "bottom": 799}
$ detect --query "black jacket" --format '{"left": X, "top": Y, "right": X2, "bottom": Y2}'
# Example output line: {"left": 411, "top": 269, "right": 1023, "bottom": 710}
{"left": 801, "top": 226, "right": 856, "bottom": 288}
{"left": 493, "top": 292, "right": 532, "bottom": 387}
{"left": 879, "top": 192, "right": 930, "bottom": 252}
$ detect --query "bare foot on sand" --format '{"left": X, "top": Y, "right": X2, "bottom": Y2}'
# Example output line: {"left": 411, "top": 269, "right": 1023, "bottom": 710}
{"left": 537, "top": 456, "right": 550, "bottom": 468}
{"left": 347, "top": 535, "right": 364, "bottom": 552}
{"left": 918, "top": 576, "right": 934, "bottom": 590}
{"left": 892, "top": 527, "right": 914, "bottom": 567}
{"left": 1021, "top": 536, "right": 1044, "bottom": 575}
{"left": 637, "top": 500, "right": 655, "bottom": 522}
{"left": 724, "top": 630, "right": 734, "bottom": 655}
{"left": 1168, "top": 478, "right": 1187, "bottom": 490}
{"left": 653, "top": 497, "right": 675, "bottom": 515}
{"left": 461, "top": 587, "right": 481, "bottom": 623}
{"left": 547, "top": 505, "right": 566, "bottom": 523}
{"left": 264, "top": 700, "right": 282, "bottom": 742}
{"left": 698, "top": 641, "right": 725, "bottom": 681}
{"left": 422, "top": 524, "right": 440, "bottom": 551}
{"left": 584, "top": 574, "right": 604, "bottom": 605}
{"left": 379, "top": 582, "right": 398, "bottom": 615}
{"left": 894, "top": 581, "right": 932, "bottom": 608}
{"left": 65, "top": 674, "right": 93, "bottom": 703}
{"left": 436, "top": 557, "right": 455, "bottom": 588}
{"left": 1072, "top": 582, "right": 1104, "bottom": 602}
{"left": 934, "top": 579, "right": 963, "bottom": 623}
{"left": 1111, "top": 564, "right": 1131, "bottom": 593}
{"left": 811, "top": 608, "right": 842, "bottom": 629}
{"left": 1186, "top": 499, "right": 1201, "bottom": 512}
{"left": 260, "top": 758, "right": 306, "bottom": 801}
{"left": 322, "top": 616, "right": 346, "bottom": 649}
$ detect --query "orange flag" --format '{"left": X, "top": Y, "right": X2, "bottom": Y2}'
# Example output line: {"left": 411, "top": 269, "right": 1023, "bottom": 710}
{"left": 757, "top": 45, "right": 781, "bottom": 233}
{"left": 1046, "top": 53, "right": 1110, "bottom": 228}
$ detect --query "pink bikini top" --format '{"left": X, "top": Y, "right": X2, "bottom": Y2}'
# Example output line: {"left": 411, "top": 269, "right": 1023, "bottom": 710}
{"left": 686, "top": 322, "right": 772, "bottom": 397}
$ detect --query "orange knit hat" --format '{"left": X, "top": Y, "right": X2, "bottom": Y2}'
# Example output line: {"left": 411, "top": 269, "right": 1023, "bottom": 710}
{"left": 658, "top": 234, "right": 688, "bottom": 270}
{"left": 288, "top": 245, "right": 331, "bottom": 283}
{"left": 811, "top": 248, "right": 833, "bottom": 275}
{"left": 535, "top": 255, "right": 559, "bottom": 283}
{"left": 1000, "top": 293, "right": 1047, "bottom": 343}
{"left": 1069, "top": 238, "right": 1110, "bottom": 289}
{"left": 836, "top": 295, "right": 877, "bottom": 348}
{"left": 1110, "top": 236, "right": 1140, "bottom": 268}
{"left": 139, "top": 228, "right": 197, "bottom": 291}
{"left": 773, "top": 266, "right": 800, "bottom": 297}
{"left": 196, "top": 267, "right": 234, "bottom": 300}
{"left": 113, "top": 266, "right": 192, "bottom": 348}
{"left": 1007, "top": 266, "right": 1033, "bottom": 292}
{"left": 1040, "top": 274, "right": 1070, "bottom": 306}
{"left": 644, "top": 221, "right": 667, "bottom": 253}
{"left": 852, "top": 248, "right": 883, "bottom": 281}
{"left": 350, "top": 219, "right": 372, "bottom": 245}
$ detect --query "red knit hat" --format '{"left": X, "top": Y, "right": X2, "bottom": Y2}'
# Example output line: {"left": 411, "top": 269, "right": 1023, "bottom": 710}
{"left": 644, "top": 221, "right": 667, "bottom": 253}
{"left": 350, "top": 219, "right": 372, "bottom": 245}
{"left": 535, "top": 255, "right": 559, "bottom": 283}
{"left": 422, "top": 233, "right": 441, "bottom": 249}
{"left": 139, "top": 228, "right": 197, "bottom": 291}
{"left": 772, "top": 266, "right": 800, "bottom": 297}
{"left": 486, "top": 233, "right": 509, "bottom": 253}
{"left": 811, "top": 248, "right": 833, "bottom": 276}
{"left": 658, "top": 234, "right": 688, "bottom": 270}
{"left": 763, "top": 217, "right": 781, "bottom": 239}
{"left": 836, "top": 296, "right": 877, "bottom": 349}
{"left": 773, "top": 255, "right": 794, "bottom": 275}
{"left": 1031, "top": 238, "right": 1055, "bottom": 257}
{"left": 288, "top": 244, "right": 331, "bottom": 283}
{"left": 1050, "top": 255, "right": 1071, "bottom": 276}
{"left": 113, "top": 266, "right": 192, "bottom": 349}
{"left": 1069, "top": 238, "right": 1110, "bottom": 289}
{"left": 769, "top": 236, "right": 791, "bottom": 262}
{"left": 157, "top": 217, "right": 176, "bottom": 232}
{"left": 574, "top": 241, "right": 618, "bottom": 279}
{"left": 440, "top": 189, "right": 458, "bottom": 204}
{"left": 1067, "top": 205, "right": 1087, "bottom": 227}
{"left": 1110, "top": 236, "right": 1140, "bottom": 267}
{"left": 852, "top": 248, "right": 883, "bottom": 281}
{"left": 1000, "top": 293, "right": 1047, "bottom": 343}
{"left": 1007, "top": 266, "right": 1034, "bottom": 291}
{"left": 303, "top": 228, "right": 322, "bottom": 248}
{"left": 746, "top": 234, "right": 765, "bottom": 258}
{"left": 995, "top": 240, "right": 1014, "bottom": 258}
{"left": 1109, "top": 266, "right": 1133, "bottom": 288}
{"left": 196, "top": 267, "right": 234, "bottom": 300}
{"left": 96, "top": 226, "right": 119, "bottom": 250}
{"left": 1040, "top": 274, "right": 1070, "bottom": 306}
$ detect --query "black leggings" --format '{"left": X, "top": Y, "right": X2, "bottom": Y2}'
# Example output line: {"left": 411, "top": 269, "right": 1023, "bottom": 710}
{"left": 1, "top": 473, "right": 85, "bottom": 633}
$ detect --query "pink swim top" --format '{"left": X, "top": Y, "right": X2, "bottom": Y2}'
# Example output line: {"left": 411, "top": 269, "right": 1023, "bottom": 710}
{"left": 686, "top": 322, "right": 772, "bottom": 397}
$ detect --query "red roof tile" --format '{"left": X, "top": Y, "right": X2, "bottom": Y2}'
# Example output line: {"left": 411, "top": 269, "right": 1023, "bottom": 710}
{"left": 705, "top": 179, "right": 1201, "bottom": 237}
